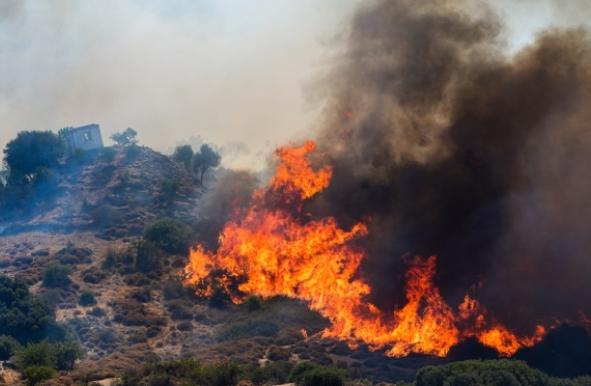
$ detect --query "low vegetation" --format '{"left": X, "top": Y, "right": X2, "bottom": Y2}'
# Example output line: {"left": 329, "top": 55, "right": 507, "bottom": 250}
{"left": 412, "top": 360, "right": 591, "bottom": 386}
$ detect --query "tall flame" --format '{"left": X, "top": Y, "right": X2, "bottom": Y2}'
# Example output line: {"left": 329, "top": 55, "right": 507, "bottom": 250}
{"left": 184, "top": 140, "right": 545, "bottom": 357}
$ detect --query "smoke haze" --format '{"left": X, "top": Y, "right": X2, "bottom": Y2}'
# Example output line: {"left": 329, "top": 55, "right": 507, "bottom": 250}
{"left": 2, "top": 0, "right": 590, "bottom": 170}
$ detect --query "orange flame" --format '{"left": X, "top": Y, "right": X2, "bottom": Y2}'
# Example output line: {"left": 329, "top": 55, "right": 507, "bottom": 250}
{"left": 184, "top": 140, "right": 546, "bottom": 357}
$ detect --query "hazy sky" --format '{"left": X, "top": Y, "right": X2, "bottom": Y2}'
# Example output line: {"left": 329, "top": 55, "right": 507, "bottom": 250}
{"left": 0, "top": 0, "right": 589, "bottom": 169}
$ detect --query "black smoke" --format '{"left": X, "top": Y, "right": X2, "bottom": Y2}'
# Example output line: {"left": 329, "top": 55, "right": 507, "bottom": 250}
{"left": 310, "top": 0, "right": 591, "bottom": 333}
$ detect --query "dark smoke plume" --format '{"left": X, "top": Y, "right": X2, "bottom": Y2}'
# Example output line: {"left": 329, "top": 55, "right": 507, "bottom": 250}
{"left": 311, "top": 0, "right": 591, "bottom": 332}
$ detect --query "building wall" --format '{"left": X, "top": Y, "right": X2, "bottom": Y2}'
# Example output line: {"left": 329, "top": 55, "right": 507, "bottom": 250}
{"left": 66, "top": 124, "right": 103, "bottom": 152}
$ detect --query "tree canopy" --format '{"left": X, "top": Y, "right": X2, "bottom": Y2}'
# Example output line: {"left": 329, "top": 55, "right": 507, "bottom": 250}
{"left": 111, "top": 128, "right": 138, "bottom": 146}
{"left": 3, "top": 131, "right": 64, "bottom": 184}
{"left": 193, "top": 144, "right": 221, "bottom": 184}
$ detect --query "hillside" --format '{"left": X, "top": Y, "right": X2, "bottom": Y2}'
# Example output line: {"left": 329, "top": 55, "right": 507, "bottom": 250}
{"left": 0, "top": 144, "right": 589, "bottom": 386}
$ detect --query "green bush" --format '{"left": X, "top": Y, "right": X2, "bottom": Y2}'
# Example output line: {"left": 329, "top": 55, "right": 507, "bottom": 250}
{"left": 0, "top": 335, "right": 20, "bottom": 360}
{"left": 21, "top": 365, "right": 56, "bottom": 386}
{"left": 15, "top": 342, "right": 55, "bottom": 368}
{"left": 0, "top": 275, "right": 55, "bottom": 342}
{"left": 289, "top": 363, "right": 347, "bottom": 386}
{"left": 52, "top": 341, "right": 81, "bottom": 370}
{"left": 42, "top": 263, "right": 71, "bottom": 288}
{"left": 301, "top": 367, "right": 346, "bottom": 386}
{"left": 415, "top": 360, "right": 591, "bottom": 386}
{"left": 79, "top": 290, "right": 97, "bottom": 306}
{"left": 202, "top": 362, "right": 241, "bottom": 386}
{"left": 143, "top": 218, "right": 192, "bottom": 254}
{"left": 15, "top": 340, "right": 81, "bottom": 372}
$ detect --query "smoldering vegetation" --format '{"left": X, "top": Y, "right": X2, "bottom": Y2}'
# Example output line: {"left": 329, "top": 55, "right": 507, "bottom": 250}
{"left": 309, "top": 0, "right": 591, "bottom": 331}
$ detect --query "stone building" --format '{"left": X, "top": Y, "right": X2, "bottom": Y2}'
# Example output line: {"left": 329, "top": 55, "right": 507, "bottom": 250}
{"left": 62, "top": 124, "right": 104, "bottom": 152}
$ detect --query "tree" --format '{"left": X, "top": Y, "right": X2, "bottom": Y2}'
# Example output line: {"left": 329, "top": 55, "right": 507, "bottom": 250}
{"left": 172, "top": 145, "right": 194, "bottom": 171}
{"left": 3, "top": 131, "right": 64, "bottom": 184}
{"left": 111, "top": 128, "right": 138, "bottom": 146}
{"left": 193, "top": 144, "right": 221, "bottom": 185}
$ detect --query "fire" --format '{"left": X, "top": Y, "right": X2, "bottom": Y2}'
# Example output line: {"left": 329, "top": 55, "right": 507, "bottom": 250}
{"left": 184, "top": 140, "right": 546, "bottom": 357}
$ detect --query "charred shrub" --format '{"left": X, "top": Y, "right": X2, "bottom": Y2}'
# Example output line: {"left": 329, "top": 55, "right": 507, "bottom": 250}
{"left": 143, "top": 218, "right": 192, "bottom": 255}
{"left": 167, "top": 300, "right": 193, "bottom": 320}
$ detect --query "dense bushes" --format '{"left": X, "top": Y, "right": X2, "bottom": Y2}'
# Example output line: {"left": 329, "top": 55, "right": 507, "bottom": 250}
{"left": 0, "top": 275, "right": 55, "bottom": 342}
{"left": 119, "top": 359, "right": 350, "bottom": 386}
{"left": 289, "top": 362, "right": 347, "bottom": 386}
{"left": 414, "top": 360, "right": 591, "bottom": 386}
{"left": 15, "top": 341, "right": 81, "bottom": 370}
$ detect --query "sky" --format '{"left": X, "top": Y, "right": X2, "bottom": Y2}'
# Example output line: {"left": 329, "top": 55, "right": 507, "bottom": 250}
{"left": 0, "top": 0, "right": 589, "bottom": 169}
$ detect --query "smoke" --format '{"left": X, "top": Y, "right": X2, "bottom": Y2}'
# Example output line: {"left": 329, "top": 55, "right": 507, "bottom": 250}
{"left": 311, "top": 0, "right": 591, "bottom": 332}
{"left": 0, "top": 0, "right": 360, "bottom": 169}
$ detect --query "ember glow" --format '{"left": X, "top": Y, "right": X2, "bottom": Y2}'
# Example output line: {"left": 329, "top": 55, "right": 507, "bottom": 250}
{"left": 184, "top": 140, "right": 545, "bottom": 357}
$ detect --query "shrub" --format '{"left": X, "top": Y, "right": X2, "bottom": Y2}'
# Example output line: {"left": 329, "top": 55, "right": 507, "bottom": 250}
{"left": 208, "top": 287, "right": 230, "bottom": 309}
{"left": 289, "top": 363, "right": 347, "bottom": 386}
{"left": 52, "top": 341, "right": 81, "bottom": 370}
{"left": 162, "top": 279, "right": 187, "bottom": 300}
{"left": 158, "top": 179, "right": 181, "bottom": 205}
{"left": 79, "top": 290, "right": 97, "bottom": 306}
{"left": 103, "top": 247, "right": 135, "bottom": 270}
{"left": 42, "top": 263, "right": 71, "bottom": 288}
{"left": 217, "top": 319, "right": 279, "bottom": 341}
{"left": 143, "top": 218, "right": 192, "bottom": 254}
{"left": 135, "top": 240, "right": 161, "bottom": 273}
{"left": 301, "top": 367, "right": 346, "bottom": 386}
{"left": 0, "top": 335, "right": 20, "bottom": 360}
{"left": 202, "top": 362, "right": 241, "bottom": 386}
{"left": 21, "top": 365, "right": 55, "bottom": 386}
{"left": 245, "top": 296, "right": 263, "bottom": 312}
